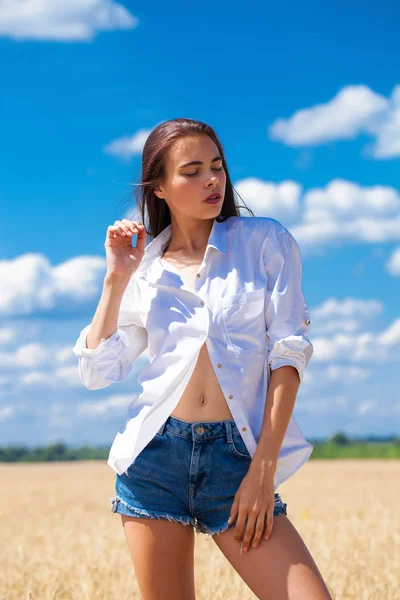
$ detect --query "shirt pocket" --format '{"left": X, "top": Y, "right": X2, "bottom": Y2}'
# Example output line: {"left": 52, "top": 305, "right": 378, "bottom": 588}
{"left": 221, "top": 287, "right": 266, "bottom": 357}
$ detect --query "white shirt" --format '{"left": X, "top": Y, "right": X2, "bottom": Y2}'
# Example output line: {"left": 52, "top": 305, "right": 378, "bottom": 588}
{"left": 72, "top": 216, "right": 314, "bottom": 491}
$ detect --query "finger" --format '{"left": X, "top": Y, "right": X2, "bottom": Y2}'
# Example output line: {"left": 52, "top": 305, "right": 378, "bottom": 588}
{"left": 227, "top": 496, "right": 239, "bottom": 528}
{"left": 107, "top": 225, "right": 126, "bottom": 239}
{"left": 122, "top": 220, "right": 144, "bottom": 235}
{"left": 125, "top": 220, "right": 146, "bottom": 252}
{"left": 112, "top": 220, "right": 130, "bottom": 237}
{"left": 241, "top": 512, "right": 258, "bottom": 552}
{"left": 233, "top": 510, "right": 248, "bottom": 543}
{"left": 120, "top": 220, "right": 134, "bottom": 235}
{"left": 108, "top": 225, "right": 124, "bottom": 234}
{"left": 264, "top": 507, "right": 274, "bottom": 541}
{"left": 251, "top": 512, "right": 266, "bottom": 549}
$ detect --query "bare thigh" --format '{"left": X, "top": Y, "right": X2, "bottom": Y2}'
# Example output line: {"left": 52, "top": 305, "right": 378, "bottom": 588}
{"left": 212, "top": 514, "right": 333, "bottom": 600}
{"left": 121, "top": 515, "right": 196, "bottom": 600}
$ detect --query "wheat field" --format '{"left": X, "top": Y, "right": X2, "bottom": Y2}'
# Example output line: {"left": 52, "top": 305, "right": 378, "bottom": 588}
{"left": 1, "top": 459, "right": 398, "bottom": 600}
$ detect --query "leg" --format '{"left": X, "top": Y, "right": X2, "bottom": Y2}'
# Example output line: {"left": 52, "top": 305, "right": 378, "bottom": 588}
{"left": 121, "top": 515, "right": 196, "bottom": 600}
{"left": 212, "top": 514, "right": 333, "bottom": 600}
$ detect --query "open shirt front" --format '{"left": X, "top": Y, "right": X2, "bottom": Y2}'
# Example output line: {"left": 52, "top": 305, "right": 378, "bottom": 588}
{"left": 72, "top": 215, "right": 314, "bottom": 491}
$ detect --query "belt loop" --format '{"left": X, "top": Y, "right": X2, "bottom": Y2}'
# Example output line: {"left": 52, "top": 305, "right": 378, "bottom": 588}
{"left": 157, "top": 419, "right": 167, "bottom": 436}
{"left": 224, "top": 421, "right": 233, "bottom": 443}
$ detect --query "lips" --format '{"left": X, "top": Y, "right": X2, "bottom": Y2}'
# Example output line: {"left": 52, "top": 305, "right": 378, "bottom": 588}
{"left": 204, "top": 192, "right": 222, "bottom": 202}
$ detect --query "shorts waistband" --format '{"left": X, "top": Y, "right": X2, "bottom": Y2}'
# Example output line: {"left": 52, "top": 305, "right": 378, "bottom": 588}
{"left": 157, "top": 415, "right": 241, "bottom": 442}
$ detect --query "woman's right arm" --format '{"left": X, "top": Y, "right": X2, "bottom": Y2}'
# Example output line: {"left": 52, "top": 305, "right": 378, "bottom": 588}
{"left": 72, "top": 219, "right": 148, "bottom": 390}
{"left": 72, "top": 274, "right": 148, "bottom": 390}
{"left": 86, "top": 273, "right": 133, "bottom": 351}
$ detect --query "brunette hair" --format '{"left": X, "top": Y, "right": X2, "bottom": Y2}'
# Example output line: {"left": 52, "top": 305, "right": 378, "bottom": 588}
{"left": 129, "top": 117, "right": 254, "bottom": 239}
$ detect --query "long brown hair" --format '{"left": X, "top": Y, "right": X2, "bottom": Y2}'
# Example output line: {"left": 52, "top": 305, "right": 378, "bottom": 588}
{"left": 130, "top": 117, "right": 254, "bottom": 239}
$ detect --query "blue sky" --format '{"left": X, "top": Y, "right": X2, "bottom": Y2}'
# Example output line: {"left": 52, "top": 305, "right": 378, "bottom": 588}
{"left": 1, "top": 0, "right": 399, "bottom": 447}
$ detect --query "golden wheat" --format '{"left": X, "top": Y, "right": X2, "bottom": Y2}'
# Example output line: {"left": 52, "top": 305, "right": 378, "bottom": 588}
{"left": 1, "top": 459, "right": 398, "bottom": 599}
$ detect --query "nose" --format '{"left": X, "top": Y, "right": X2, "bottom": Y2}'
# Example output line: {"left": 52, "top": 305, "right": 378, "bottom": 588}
{"left": 207, "top": 175, "right": 218, "bottom": 186}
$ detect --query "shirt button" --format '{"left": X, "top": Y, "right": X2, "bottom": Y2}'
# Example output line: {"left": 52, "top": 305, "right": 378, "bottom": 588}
{"left": 305, "top": 319, "right": 310, "bottom": 325}
{"left": 200, "top": 300, "right": 204, "bottom": 306}
{"left": 242, "top": 427, "right": 247, "bottom": 432}
{"left": 217, "top": 364, "right": 221, "bottom": 368}
{"left": 196, "top": 273, "right": 201, "bottom": 278}
{"left": 228, "top": 395, "right": 233, "bottom": 399}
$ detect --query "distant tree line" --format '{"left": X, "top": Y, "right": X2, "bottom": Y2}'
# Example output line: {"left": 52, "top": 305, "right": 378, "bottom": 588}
{"left": 1, "top": 433, "right": 400, "bottom": 463}
{"left": 0, "top": 443, "right": 109, "bottom": 462}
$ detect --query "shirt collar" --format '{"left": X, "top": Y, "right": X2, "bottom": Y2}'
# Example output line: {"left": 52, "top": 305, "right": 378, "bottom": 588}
{"left": 134, "top": 216, "right": 228, "bottom": 281}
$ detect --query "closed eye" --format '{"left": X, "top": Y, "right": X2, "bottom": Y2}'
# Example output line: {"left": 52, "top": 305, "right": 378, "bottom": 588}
{"left": 185, "top": 167, "right": 224, "bottom": 177}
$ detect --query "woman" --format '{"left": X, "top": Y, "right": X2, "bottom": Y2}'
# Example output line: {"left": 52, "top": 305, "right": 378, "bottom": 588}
{"left": 73, "top": 118, "right": 332, "bottom": 600}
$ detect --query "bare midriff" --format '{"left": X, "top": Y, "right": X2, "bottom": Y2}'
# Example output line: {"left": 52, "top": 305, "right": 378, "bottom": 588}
{"left": 160, "top": 248, "right": 234, "bottom": 423}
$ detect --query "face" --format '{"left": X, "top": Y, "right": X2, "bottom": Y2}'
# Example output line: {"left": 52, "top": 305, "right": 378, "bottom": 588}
{"left": 154, "top": 134, "right": 227, "bottom": 220}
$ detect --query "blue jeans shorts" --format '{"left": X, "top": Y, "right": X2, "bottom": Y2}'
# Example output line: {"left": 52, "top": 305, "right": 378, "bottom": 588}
{"left": 109, "top": 415, "right": 288, "bottom": 540}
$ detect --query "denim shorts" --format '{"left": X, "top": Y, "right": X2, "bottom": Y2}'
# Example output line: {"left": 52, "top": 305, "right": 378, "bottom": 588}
{"left": 109, "top": 415, "right": 288, "bottom": 540}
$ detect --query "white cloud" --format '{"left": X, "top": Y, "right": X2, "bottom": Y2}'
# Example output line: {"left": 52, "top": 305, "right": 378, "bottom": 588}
{"left": 234, "top": 178, "right": 302, "bottom": 224}
{"left": 386, "top": 246, "right": 400, "bottom": 276}
{"left": 302, "top": 365, "right": 371, "bottom": 388}
{"left": 0, "top": 253, "right": 106, "bottom": 316}
{"left": 297, "top": 395, "right": 349, "bottom": 414}
{"left": 378, "top": 318, "right": 400, "bottom": 346}
{"left": 102, "top": 128, "right": 152, "bottom": 161}
{"left": 303, "top": 179, "right": 399, "bottom": 222}
{"left": 366, "top": 86, "right": 400, "bottom": 159}
{"left": 0, "top": 0, "right": 138, "bottom": 42}
{"left": 357, "top": 400, "right": 378, "bottom": 416}
{"left": 311, "top": 317, "right": 400, "bottom": 364}
{"left": 268, "top": 84, "right": 400, "bottom": 159}
{"left": 309, "top": 297, "right": 383, "bottom": 335}
{"left": 18, "top": 365, "right": 85, "bottom": 387}
{"left": 236, "top": 177, "right": 400, "bottom": 252}
{"left": 0, "top": 349, "right": 149, "bottom": 393}
{"left": 78, "top": 393, "right": 133, "bottom": 416}
{"left": 14, "top": 343, "right": 48, "bottom": 368}
{"left": 0, "top": 327, "right": 15, "bottom": 345}
{"left": 0, "top": 405, "right": 14, "bottom": 422}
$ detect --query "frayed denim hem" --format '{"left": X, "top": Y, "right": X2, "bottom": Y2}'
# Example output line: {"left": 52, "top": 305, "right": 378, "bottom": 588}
{"left": 197, "top": 520, "right": 237, "bottom": 542}
{"left": 197, "top": 496, "right": 288, "bottom": 542}
{"left": 109, "top": 495, "right": 288, "bottom": 542}
{"left": 109, "top": 495, "right": 197, "bottom": 529}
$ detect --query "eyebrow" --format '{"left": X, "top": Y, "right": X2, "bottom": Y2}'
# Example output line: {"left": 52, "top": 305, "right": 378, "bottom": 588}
{"left": 179, "top": 155, "right": 222, "bottom": 168}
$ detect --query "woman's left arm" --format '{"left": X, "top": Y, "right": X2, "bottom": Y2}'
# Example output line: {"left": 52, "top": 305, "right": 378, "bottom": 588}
{"left": 252, "top": 363, "right": 300, "bottom": 470}
{"left": 227, "top": 366, "right": 300, "bottom": 553}
{"left": 227, "top": 229, "right": 313, "bottom": 553}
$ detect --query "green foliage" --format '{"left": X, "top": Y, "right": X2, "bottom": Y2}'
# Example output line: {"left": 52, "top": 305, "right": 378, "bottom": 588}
{"left": 310, "top": 441, "right": 400, "bottom": 459}
{"left": 0, "top": 443, "right": 109, "bottom": 462}
{"left": 328, "top": 432, "right": 351, "bottom": 445}
{"left": 1, "top": 433, "right": 400, "bottom": 462}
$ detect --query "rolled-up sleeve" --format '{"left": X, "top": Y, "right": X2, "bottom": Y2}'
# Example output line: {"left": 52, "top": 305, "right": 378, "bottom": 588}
{"left": 72, "top": 275, "right": 148, "bottom": 390}
{"left": 263, "top": 230, "right": 313, "bottom": 383}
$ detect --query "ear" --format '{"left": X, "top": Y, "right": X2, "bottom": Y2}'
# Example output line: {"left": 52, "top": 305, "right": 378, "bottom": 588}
{"left": 154, "top": 185, "right": 164, "bottom": 199}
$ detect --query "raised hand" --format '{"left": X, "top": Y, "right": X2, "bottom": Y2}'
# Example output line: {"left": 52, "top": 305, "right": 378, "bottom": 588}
{"left": 105, "top": 219, "right": 146, "bottom": 278}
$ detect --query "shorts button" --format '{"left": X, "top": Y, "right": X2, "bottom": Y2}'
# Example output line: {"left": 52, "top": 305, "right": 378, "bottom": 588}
{"left": 217, "top": 364, "right": 221, "bottom": 368}
{"left": 228, "top": 395, "right": 233, "bottom": 399}
{"left": 200, "top": 300, "right": 204, "bottom": 306}
{"left": 196, "top": 426, "right": 205, "bottom": 434}
{"left": 305, "top": 319, "right": 310, "bottom": 325}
